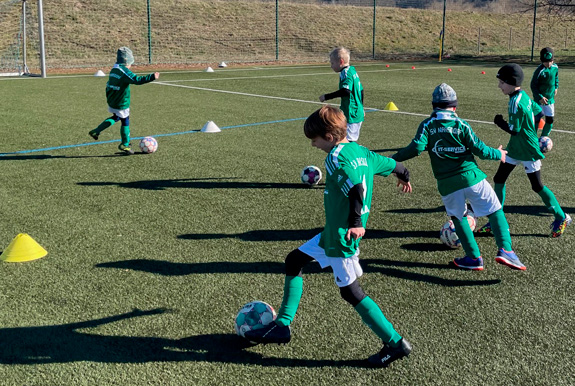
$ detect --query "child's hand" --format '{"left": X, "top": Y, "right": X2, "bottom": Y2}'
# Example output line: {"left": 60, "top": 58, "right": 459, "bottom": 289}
{"left": 396, "top": 179, "right": 412, "bottom": 193}
{"left": 319, "top": 94, "right": 326, "bottom": 102}
{"left": 539, "top": 96, "right": 548, "bottom": 105}
{"left": 346, "top": 227, "right": 365, "bottom": 241}
{"left": 154, "top": 72, "right": 160, "bottom": 80}
{"left": 497, "top": 145, "right": 507, "bottom": 163}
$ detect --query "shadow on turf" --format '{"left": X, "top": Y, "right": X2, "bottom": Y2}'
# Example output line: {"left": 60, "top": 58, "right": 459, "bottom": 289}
{"left": 0, "top": 153, "right": 133, "bottom": 160}
{"left": 96, "top": 256, "right": 499, "bottom": 287}
{"left": 0, "top": 307, "right": 368, "bottom": 367}
{"left": 387, "top": 204, "right": 575, "bottom": 217}
{"left": 77, "top": 178, "right": 322, "bottom": 190}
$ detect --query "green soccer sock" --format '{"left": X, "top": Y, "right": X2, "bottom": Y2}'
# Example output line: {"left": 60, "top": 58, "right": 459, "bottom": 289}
{"left": 354, "top": 296, "right": 402, "bottom": 346}
{"left": 488, "top": 209, "right": 513, "bottom": 251}
{"left": 538, "top": 186, "right": 565, "bottom": 221}
{"left": 452, "top": 216, "right": 480, "bottom": 258}
{"left": 494, "top": 183, "right": 506, "bottom": 208}
{"left": 120, "top": 125, "right": 131, "bottom": 146}
{"left": 541, "top": 123, "right": 553, "bottom": 137}
{"left": 93, "top": 118, "right": 116, "bottom": 135}
{"left": 275, "top": 275, "right": 303, "bottom": 327}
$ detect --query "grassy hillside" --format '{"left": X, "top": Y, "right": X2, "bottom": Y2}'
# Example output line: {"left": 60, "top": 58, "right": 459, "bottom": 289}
{"left": 7, "top": 0, "right": 575, "bottom": 70}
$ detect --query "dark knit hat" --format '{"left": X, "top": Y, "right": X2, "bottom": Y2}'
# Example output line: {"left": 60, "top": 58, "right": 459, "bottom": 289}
{"left": 497, "top": 63, "right": 524, "bottom": 86}
{"left": 540, "top": 47, "right": 554, "bottom": 62}
{"left": 432, "top": 83, "right": 458, "bottom": 109}
{"left": 116, "top": 47, "right": 134, "bottom": 65}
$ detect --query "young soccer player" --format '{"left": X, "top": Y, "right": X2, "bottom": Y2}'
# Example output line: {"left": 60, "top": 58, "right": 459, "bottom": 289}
{"left": 319, "top": 47, "right": 364, "bottom": 142}
{"left": 89, "top": 47, "right": 160, "bottom": 155}
{"left": 477, "top": 63, "right": 571, "bottom": 238}
{"left": 244, "top": 105, "right": 413, "bottom": 368}
{"left": 392, "top": 83, "right": 525, "bottom": 271}
{"left": 530, "top": 47, "right": 558, "bottom": 138}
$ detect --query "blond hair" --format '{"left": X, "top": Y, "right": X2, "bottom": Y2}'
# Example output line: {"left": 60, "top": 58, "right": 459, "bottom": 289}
{"left": 304, "top": 105, "right": 347, "bottom": 141}
{"left": 330, "top": 47, "right": 350, "bottom": 65}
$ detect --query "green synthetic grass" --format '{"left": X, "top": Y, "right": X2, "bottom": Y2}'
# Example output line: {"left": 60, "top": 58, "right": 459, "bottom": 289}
{"left": 0, "top": 62, "right": 574, "bottom": 385}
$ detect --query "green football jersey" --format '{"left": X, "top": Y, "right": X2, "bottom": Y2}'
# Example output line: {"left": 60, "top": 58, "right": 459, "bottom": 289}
{"left": 339, "top": 66, "right": 364, "bottom": 124}
{"left": 106, "top": 64, "right": 156, "bottom": 110}
{"left": 530, "top": 63, "right": 559, "bottom": 104}
{"left": 320, "top": 142, "right": 396, "bottom": 258}
{"left": 506, "top": 90, "right": 544, "bottom": 161}
{"left": 393, "top": 110, "right": 501, "bottom": 196}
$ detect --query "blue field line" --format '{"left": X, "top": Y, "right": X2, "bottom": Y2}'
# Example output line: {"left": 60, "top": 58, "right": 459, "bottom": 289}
{"left": 0, "top": 116, "right": 312, "bottom": 156}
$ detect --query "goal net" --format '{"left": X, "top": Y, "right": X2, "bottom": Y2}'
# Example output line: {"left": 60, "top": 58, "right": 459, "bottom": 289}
{"left": 0, "top": 0, "right": 40, "bottom": 76}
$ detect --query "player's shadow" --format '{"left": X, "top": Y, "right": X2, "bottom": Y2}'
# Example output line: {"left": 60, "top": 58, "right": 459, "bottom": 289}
{"left": 371, "top": 147, "right": 402, "bottom": 153}
{"left": 78, "top": 178, "right": 318, "bottom": 191}
{"left": 97, "top": 257, "right": 498, "bottom": 287}
{"left": 0, "top": 308, "right": 368, "bottom": 368}
{"left": 178, "top": 228, "right": 438, "bottom": 241}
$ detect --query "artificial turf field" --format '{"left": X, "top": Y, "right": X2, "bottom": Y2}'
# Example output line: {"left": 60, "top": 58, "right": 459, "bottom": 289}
{"left": 0, "top": 62, "right": 573, "bottom": 385}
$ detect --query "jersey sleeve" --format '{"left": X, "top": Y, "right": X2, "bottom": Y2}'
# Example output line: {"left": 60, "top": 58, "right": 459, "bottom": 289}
{"left": 340, "top": 69, "right": 353, "bottom": 91}
{"left": 392, "top": 121, "right": 428, "bottom": 162}
{"left": 530, "top": 66, "right": 543, "bottom": 101}
{"left": 370, "top": 151, "right": 397, "bottom": 177}
{"left": 124, "top": 68, "right": 156, "bottom": 85}
{"left": 462, "top": 123, "right": 501, "bottom": 161}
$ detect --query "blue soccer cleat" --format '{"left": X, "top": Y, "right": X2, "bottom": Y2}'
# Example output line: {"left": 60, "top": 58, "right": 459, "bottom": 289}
{"left": 495, "top": 248, "right": 526, "bottom": 271}
{"left": 453, "top": 256, "right": 484, "bottom": 271}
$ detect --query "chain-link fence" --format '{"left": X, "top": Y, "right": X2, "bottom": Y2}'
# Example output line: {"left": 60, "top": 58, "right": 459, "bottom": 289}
{"left": 2, "top": 0, "right": 575, "bottom": 74}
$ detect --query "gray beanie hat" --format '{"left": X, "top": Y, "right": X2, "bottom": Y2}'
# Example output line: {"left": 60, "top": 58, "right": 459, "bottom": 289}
{"left": 116, "top": 47, "right": 134, "bottom": 65}
{"left": 432, "top": 83, "right": 458, "bottom": 108}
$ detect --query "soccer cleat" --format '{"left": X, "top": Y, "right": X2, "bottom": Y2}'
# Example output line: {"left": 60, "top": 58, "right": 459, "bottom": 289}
{"left": 476, "top": 222, "right": 492, "bottom": 235}
{"left": 368, "top": 338, "right": 412, "bottom": 368}
{"left": 243, "top": 322, "right": 291, "bottom": 345}
{"left": 452, "top": 256, "right": 484, "bottom": 271}
{"left": 88, "top": 130, "right": 99, "bottom": 140}
{"left": 550, "top": 214, "right": 572, "bottom": 238}
{"left": 495, "top": 248, "right": 526, "bottom": 270}
{"left": 118, "top": 143, "right": 134, "bottom": 155}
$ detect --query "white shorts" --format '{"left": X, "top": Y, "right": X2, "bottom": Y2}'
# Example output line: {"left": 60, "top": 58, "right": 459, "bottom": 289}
{"left": 441, "top": 179, "right": 501, "bottom": 219}
{"left": 505, "top": 156, "right": 542, "bottom": 174}
{"left": 347, "top": 122, "right": 363, "bottom": 142}
{"left": 539, "top": 103, "right": 555, "bottom": 117}
{"left": 108, "top": 106, "right": 130, "bottom": 119}
{"left": 298, "top": 233, "right": 363, "bottom": 288}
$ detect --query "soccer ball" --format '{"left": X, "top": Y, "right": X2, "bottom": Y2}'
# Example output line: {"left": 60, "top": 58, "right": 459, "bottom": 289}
{"left": 301, "top": 165, "right": 322, "bottom": 186}
{"left": 539, "top": 136, "right": 553, "bottom": 153}
{"left": 440, "top": 220, "right": 461, "bottom": 248}
{"left": 439, "top": 215, "right": 476, "bottom": 248}
{"left": 234, "top": 300, "right": 277, "bottom": 338}
{"left": 139, "top": 136, "right": 158, "bottom": 154}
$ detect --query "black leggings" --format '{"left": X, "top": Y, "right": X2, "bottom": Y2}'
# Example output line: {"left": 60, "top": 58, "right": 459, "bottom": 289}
{"left": 493, "top": 162, "right": 544, "bottom": 193}
{"left": 284, "top": 248, "right": 367, "bottom": 307}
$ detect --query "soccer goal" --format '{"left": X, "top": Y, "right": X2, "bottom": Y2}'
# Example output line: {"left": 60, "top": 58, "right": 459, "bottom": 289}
{"left": 0, "top": 0, "right": 45, "bottom": 77}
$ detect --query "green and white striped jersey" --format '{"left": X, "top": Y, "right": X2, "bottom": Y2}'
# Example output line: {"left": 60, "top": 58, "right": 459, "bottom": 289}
{"left": 506, "top": 90, "right": 544, "bottom": 161}
{"left": 320, "top": 142, "right": 396, "bottom": 258}
{"left": 339, "top": 66, "right": 364, "bottom": 124}
{"left": 392, "top": 110, "right": 501, "bottom": 196}
{"left": 106, "top": 64, "right": 156, "bottom": 110}
{"left": 530, "top": 63, "right": 559, "bottom": 104}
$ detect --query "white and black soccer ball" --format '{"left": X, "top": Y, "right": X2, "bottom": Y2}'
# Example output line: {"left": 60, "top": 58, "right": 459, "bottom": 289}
{"left": 539, "top": 136, "right": 553, "bottom": 153}
{"left": 139, "top": 136, "right": 158, "bottom": 154}
{"left": 234, "top": 300, "right": 277, "bottom": 339}
{"left": 301, "top": 165, "right": 322, "bottom": 186}
{"left": 440, "top": 220, "right": 461, "bottom": 248}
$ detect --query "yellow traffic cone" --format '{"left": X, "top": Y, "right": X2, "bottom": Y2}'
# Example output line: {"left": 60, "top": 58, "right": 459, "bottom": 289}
{"left": 384, "top": 102, "right": 399, "bottom": 111}
{"left": 1, "top": 233, "right": 48, "bottom": 263}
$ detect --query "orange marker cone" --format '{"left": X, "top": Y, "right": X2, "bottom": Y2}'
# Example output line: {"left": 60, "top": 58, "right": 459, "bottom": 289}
{"left": 1, "top": 233, "right": 48, "bottom": 262}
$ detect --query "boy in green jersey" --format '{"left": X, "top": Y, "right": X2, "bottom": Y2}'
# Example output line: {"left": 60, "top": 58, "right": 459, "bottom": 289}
{"left": 530, "top": 47, "right": 558, "bottom": 137}
{"left": 392, "top": 83, "right": 525, "bottom": 271}
{"left": 245, "top": 105, "right": 413, "bottom": 368}
{"left": 319, "top": 47, "right": 364, "bottom": 142}
{"left": 89, "top": 47, "right": 160, "bottom": 155}
{"left": 477, "top": 63, "right": 571, "bottom": 238}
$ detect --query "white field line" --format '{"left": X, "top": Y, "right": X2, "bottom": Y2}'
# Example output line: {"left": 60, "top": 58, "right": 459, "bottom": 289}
{"left": 154, "top": 81, "right": 574, "bottom": 134}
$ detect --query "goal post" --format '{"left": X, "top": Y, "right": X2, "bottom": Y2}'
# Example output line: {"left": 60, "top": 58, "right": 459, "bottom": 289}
{"left": 0, "top": 0, "right": 45, "bottom": 77}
